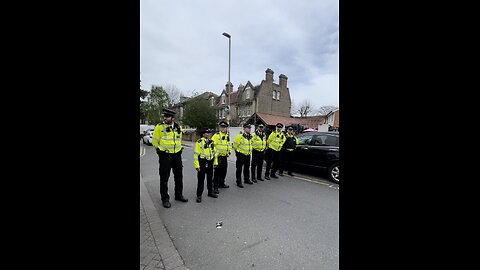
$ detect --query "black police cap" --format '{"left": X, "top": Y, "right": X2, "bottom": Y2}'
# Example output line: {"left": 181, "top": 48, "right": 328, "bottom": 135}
{"left": 243, "top": 123, "right": 252, "bottom": 128}
{"left": 200, "top": 127, "right": 213, "bottom": 134}
{"left": 162, "top": 108, "right": 176, "bottom": 117}
{"left": 276, "top": 123, "right": 284, "bottom": 128}
{"left": 218, "top": 121, "right": 229, "bottom": 127}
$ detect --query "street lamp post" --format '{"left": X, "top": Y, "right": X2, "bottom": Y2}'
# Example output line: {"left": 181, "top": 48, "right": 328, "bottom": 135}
{"left": 222, "top": 32, "right": 231, "bottom": 124}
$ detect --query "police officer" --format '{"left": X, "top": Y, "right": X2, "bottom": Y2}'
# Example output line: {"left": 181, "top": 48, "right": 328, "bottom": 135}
{"left": 265, "top": 123, "right": 286, "bottom": 180}
{"left": 250, "top": 123, "right": 267, "bottom": 182}
{"left": 211, "top": 121, "right": 232, "bottom": 193}
{"left": 279, "top": 125, "right": 299, "bottom": 176}
{"left": 194, "top": 128, "right": 218, "bottom": 203}
{"left": 233, "top": 123, "right": 253, "bottom": 188}
{"left": 152, "top": 108, "right": 188, "bottom": 208}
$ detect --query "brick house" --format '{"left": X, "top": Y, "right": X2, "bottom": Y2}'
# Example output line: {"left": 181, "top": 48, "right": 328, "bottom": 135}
{"left": 325, "top": 108, "right": 339, "bottom": 131}
{"left": 215, "top": 68, "right": 292, "bottom": 126}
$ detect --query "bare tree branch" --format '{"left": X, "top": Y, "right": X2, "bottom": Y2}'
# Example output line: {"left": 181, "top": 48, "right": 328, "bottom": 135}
{"left": 296, "top": 99, "right": 314, "bottom": 117}
{"left": 317, "top": 105, "right": 338, "bottom": 116}
{"left": 164, "top": 84, "right": 183, "bottom": 106}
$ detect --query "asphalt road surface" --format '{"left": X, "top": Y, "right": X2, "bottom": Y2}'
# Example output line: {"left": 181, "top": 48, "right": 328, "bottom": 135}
{"left": 141, "top": 142, "right": 339, "bottom": 270}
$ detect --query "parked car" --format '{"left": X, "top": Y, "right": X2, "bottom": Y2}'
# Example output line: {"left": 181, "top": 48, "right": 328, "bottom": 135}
{"left": 142, "top": 128, "right": 155, "bottom": 145}
{"left": 292, "top": 131, "right": 339, "bottom": 184}
{"left": 140, "top": 125, "right": 154, "bottom": 140}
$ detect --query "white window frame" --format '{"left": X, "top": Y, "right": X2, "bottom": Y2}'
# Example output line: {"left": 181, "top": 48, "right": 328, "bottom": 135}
{"left": 273, "top": 90, "right": 276, "bottom": 99}
{"left": 277, "top": 91, "right": 280, "bottom": 100}
{"left": 221, "top": 95, "right": 225, "bottom": 104}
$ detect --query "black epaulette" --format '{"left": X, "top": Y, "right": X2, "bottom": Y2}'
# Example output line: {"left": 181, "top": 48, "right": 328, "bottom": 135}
{"left": 197, "top": 139, "right": 202, "bottom": 143}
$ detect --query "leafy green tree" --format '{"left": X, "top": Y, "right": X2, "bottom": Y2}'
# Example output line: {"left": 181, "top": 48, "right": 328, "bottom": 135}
{"left": 182, "top": 96, "right": 217, "bottom": 133}
{"left": 140, "top": 87, "right": 149, "bottom": 124}
{"left": 144, "top": 85, "right": 170, "bottom": 125}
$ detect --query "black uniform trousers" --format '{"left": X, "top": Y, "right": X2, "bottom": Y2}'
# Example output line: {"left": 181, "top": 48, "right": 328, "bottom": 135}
{"left": 158, "top": 151, "right": 183, "bottom": 202}
{"left": 265, "top": 148, "right": 281, "bottom": 177}
{"left": 279, "top": 149, "right": 294, "bottom": 174}
{"left": 213, "top": 155, "right": 228, "bottom": 188}
{"left": 235, "top": 151, "right": 251, "bottom": 183}
{"left": 251, "top": 149, "right": 265, "bottom": 180}
{"left": 197, "top": 158, "right": 214, "bottom": 197}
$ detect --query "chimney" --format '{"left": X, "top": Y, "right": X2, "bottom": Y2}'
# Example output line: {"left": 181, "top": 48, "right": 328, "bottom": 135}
{"left": 279, "top": 74, "right": 288, "bottom": 88}
{"left": 265, "top": 68, "right": 274, "bottom": 82}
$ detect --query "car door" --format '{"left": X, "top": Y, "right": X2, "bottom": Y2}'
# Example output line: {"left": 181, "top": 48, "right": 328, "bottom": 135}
{"left": 309, "top": 134, "right": 339, "bottom": 169}
{"left": 294, "top": 133, "right": 316, "bottom": 167}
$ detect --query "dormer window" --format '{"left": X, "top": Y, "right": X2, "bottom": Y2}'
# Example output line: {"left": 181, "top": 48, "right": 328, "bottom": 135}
{"left": 273, "top": 90, "right": 277, "bottom": 99}
{"left": 277, "top": 91, "right": 280, "bottom": 100}
{"left": 221, "top": 95, "right": 226, "bottom": 104}
{"left": 245, "top": 87, "right": 251, "bottom": 99}
{"left": 210, "top": 97, "right": 214, "bottom": 106}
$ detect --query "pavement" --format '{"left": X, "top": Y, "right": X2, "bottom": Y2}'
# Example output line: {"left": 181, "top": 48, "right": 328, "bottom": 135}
{"left": 140, "top": 171, "right": 189, "bottom": 270}
{"left": 139, "top": 140, "right": 221, "bottom": 270}
{"left": 140, "top": 140, "right": 336, "bottom": 269}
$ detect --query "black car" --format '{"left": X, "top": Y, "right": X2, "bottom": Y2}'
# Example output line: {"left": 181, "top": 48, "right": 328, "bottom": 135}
{"left": 292, "top": 131, "right": 339, "bottom": 184}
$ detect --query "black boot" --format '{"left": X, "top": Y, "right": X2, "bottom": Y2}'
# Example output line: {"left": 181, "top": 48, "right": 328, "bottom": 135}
{"left": 208, "top": 192, "right": 218, "bottom": 198}
{"left": 196, "top": 196, "right": 202, "bottom": 203}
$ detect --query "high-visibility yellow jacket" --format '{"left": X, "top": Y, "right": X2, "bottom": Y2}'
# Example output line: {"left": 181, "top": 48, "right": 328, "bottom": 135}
{"left": 233, "top": 132, "right": 252, "bottom": 156}
{"left": 282, "top": 133, "right": 299, "bottom": 151}
{"left": 193, "top": 138, "right": 218, "bottom": 169}
{"left": 267, "top": 130, "right": 286, "bottom": 152}
{"left": 251, "top": 131, "right": 267, "bottom": 152}
{"left": 152, "top": 122, "right": 183, "bottom": 154}
{"left": 211, "top": 131, "right": 232, "bottom": 156}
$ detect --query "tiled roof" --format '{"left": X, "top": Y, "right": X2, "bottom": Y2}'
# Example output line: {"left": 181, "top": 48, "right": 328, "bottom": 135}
{"left": 255, "top": 113, "right": 325, "bottom": 128}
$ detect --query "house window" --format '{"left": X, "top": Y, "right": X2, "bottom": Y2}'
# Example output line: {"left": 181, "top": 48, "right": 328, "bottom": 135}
{"left": 221, "top": 95, "right": 225, "bottom": 104}
{"left": 277, "top": 91, "right": 280, "bottom": 100}
{"left": 246, "top": 88, "right": 250, "bottom": 99}
{"left": 247, "top": 105, "right": 251, "bottom": 116}
{"left": 210, "top": 97, "right": 214, "bottom": 106}
{"left": 273, "top": 90, "right": 276, "bottom": 99}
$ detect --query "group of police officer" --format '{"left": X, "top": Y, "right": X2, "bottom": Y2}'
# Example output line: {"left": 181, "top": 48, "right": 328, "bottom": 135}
{"left": 151, "top": 108, "right": 298, "bottom": 208}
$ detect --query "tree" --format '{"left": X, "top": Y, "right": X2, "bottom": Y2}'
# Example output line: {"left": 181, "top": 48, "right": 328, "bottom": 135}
{"left": 164, "top": 84, "right": 183, "bottom": 107}
{"left": 139, "top": 87, "right": 149, "bottom": 124}
{"left": 296, "top": 99, "right": 315, "bottom": 117}
{"left": 182, "top": 95, "right": 217, "bottom": 132}
{"left": 317, "top": 105, "right": 338, "bottom": 116}
{"left": 144, "top": 85, "right": 170, "bottom": 125}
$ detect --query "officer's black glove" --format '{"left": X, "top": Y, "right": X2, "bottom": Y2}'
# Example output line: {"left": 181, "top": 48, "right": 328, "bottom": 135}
{"left": 155, "top": 148, "right": 162, "bottom": 155}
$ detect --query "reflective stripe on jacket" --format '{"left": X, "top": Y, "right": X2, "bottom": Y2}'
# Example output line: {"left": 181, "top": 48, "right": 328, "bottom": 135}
{"left": 211, "top": 131, "right": 231, "bottom": 156}
{"left": 251, "top": 131, "right": 267, "bottom": 151}
{"left": 267, "top": 131, "right": 286, "bottom": 152}
{"left": 152, "top": 123, "right": 183, "bottom": 154}
{"left": 193, "top": 138, "right": 218, "bottom": 169}
{"left": 233, "top": 132, "right": 252, "bottom": 156}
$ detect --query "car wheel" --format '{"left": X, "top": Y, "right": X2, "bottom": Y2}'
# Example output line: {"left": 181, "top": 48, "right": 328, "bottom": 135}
{"left": 327, "top": 163, "right": 339, "bottom": 184}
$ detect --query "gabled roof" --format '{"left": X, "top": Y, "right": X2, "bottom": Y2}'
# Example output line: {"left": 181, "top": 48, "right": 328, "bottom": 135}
{"left": 214, "top": 91, "right": 238, "bottom": 108}
{"left": 252, "top": 113, "right": 325, "bottom": 128}
{"left": 325, "top": 108, "right": 339, "bottom": 117}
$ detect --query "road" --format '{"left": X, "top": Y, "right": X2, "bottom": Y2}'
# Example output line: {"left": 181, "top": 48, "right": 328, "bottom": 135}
{"left": 140, "top": 141, "right": 339, "bottom": 270}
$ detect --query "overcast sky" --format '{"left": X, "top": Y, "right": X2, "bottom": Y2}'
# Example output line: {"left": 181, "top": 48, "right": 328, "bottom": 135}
{"left": 140, "top": 0, "right": 338, "bottom": 114}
